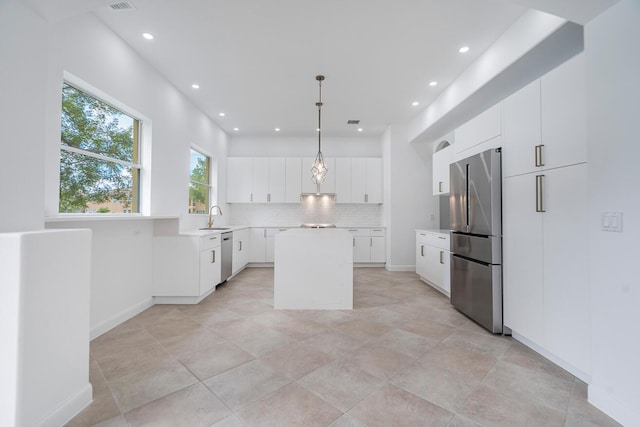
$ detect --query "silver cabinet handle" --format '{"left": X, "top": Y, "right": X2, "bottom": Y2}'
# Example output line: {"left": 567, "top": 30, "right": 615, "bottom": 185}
{"left": 348, "top": 229, "right": 358, "bottom": 232}
{"left": 239, "top": 241, "right": 242, "bottom": 251}
{"left": 536, "top": 174, "right": 546, "bottom": 212}
{"left": 370, "top": 237, "right": 372, "bottom": 247}
{"left": 438, "top": 181, "right": 443, "bottom": 192}
{"left": 535, "top": 144, "right": 545, "bottom": 167}
{"left": 353, "top": 238, "right": 355, "bottom": 247}
{"left": 439, "top": 250, "right": 444, "bottom": 264}
{"left": 263, "top": 229, "right": 266, "bottom": 238}
{"left": 279, "top": 228, "right": 287, "bottom": 231}
{"left": 211, "top": 249, "right": 216, "bottom": 263}
{"left": 438, "top": 236, "right": 445, "bottom": 240}
{"left": 209, "top": 236, "right": 217, "bottom": 240}
{"left": 267, "top": 193, "right": 271, "bottom": 202}
{"left": 365, "top": 194, "right": 368, "bottom": 203}
{"left": 250, "top": 193, "right": 254, "bottom": 202}
{"left": 420, "top": 245, "right": 424, "bottom": 257}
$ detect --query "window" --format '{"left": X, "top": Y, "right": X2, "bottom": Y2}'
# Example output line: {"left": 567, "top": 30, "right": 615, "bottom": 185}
{"left": 189, "top": 148, "right": 211, "bottom": 214}
{"left": 59, "top": 82, "right": 141, "bottom": 213}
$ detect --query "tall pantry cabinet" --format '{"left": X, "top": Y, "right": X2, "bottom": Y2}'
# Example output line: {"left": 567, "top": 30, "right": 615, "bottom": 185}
{"left": 502, "top": 53, "right": 590, "bottom": 378}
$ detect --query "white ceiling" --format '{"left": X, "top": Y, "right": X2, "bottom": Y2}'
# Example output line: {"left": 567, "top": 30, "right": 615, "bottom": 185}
{"left": 24, "top": 0, "right": 617, "bottom": 138}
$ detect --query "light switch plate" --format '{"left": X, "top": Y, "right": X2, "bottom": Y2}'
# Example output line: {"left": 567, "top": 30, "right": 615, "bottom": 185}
{"left": 601, "top": 212, "right": 623, "bottom": 232}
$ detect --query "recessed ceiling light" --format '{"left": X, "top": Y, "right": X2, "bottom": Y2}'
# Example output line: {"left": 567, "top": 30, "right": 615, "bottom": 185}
{"left": 191, "top": 84, "right": 200, "bottom": 89}
{"left": 142, "top": 32, "right": 154, "bottom": 40}
{"left": 429, "top": 81, "right": 438, "bottom": 87}
{"left": 412, "top": 101, "right": 419, "bottom": 106}
{"left": 459, "top": 46, "right": 470, "bottom": 53}
{"left": 357, "top": 128, "right": 363, "bottom": 132}
{"left": 275, "top": 128, "right": 280, "bottom": 132}
{"left": 233, "top": 127, "right": 239, "bottom": 131}
{"left": 219, "top": 112, "right": 225, "bottom": 117}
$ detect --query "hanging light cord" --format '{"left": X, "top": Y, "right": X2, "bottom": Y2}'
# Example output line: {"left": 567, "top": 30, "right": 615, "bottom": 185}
{"left": 316, "top": 75, "right": 323, "bottom": 154}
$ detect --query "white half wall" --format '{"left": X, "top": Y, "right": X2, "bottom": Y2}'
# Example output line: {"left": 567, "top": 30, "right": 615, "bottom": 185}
{"left": 382, "top": 125, "right": 437, "bottom": 271}
{"left": 585, "top": 1, "right": 640, "bottom": 425}
{"left": 0, "top": 0, "right": 47, "bottom": 233}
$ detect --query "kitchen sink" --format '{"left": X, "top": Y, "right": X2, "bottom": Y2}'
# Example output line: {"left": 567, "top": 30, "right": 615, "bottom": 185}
{"left": 199, "top": 227, "right": 230, "bottom": 230}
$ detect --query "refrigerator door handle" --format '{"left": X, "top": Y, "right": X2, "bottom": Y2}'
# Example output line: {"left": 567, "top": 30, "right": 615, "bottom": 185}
{"left": 536, "top": 174, "right": 546, "bottom": 213}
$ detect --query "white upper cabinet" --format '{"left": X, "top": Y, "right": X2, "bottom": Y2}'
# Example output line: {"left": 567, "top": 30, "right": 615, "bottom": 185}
{"left": 284, "top": 157, "right": 302, "bottom": 203}
{"left": 226, "top": 158, "right": 253, "bottom": 203}
{"left": 503, "top": 80, "right": 542, "bottom": 178}
{"left": 351, "top": 158, "right": 383, "bottom": 203}
{"left": 454, "top": 103, "right": 502, "bottom": 155}
{"left": 251, "top": 158, "right": 269, "bottom": 202}
{"left": 540, "top": 53, "right": 587, "bottom": 170}
{"left": 268, "top": 158, "right": 286, "bottom": 202}
{"left": 335, "top": 158, "right": 352, "bottom": 203}
{"left": 432, "top": 145, "right": 454, "bottom": 195}
{"left": 364, "top": 158, "right": 383, "bottom": 203}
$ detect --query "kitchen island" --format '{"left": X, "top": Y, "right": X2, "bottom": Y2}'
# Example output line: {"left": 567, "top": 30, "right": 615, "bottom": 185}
{"left": 274, "top": 228, "right": 353, "bottom": 309}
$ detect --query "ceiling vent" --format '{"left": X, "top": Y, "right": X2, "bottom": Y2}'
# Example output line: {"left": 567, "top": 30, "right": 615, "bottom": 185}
{"left": 110, "top": 2, "right": 135, "bottom": 11}
{"left": 347, "top": 120, "right": 360, "bottom": 125}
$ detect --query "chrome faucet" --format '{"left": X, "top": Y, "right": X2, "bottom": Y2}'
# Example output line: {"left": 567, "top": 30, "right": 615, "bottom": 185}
{"left": 207, "top": 205, "right": 223, "bottom": 228}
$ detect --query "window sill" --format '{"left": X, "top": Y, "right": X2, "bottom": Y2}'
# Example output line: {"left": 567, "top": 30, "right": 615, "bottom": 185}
{"left": 45, "top": 214, "right": 179, "bottom": 223}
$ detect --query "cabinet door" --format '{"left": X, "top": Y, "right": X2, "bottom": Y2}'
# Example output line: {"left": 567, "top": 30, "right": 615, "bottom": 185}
{"left": 438, "top": 250, "right": 450, "bottom": 295}
{"left": 433, "top": 146, "right": 454, "bottom": 195}
{"left": 252, "top": 158, "right": 269, "bottom": 203}
{"left": 416, "top": 239, "right": 428, "bottom": 278}
{"left": 503, "top": 80, "right": 542, "bottom": 178}
{"left": 268, "top": 158, "right": 286, "bottom": 202}
{"left": 542, "top": 164, "right": 590, "bottom": 373}
{"left": 285, "top": 158, "right": 302, "bottom": 203}
{"left": 249, "top": 228, "right": 266, "bottom": 263}
{"left": 227, "top": 158, "right": 253, "bottom": 203}
{"left": 199, "top": 247, "right": 220, "bottom": 295}
{"left": 455, "top": 103, "right": 502, "bottom": 154}
{"left": 353, "top": 236, "right": 370, "bottom": 263}
{"left": 335, "top": 158, "right": 352, "bottom": 203}
{"left": 351, "top": 158, "right": 367, "bottom": 203}
{"left": 502, "top": 173, "right": 544, "bottom": 345}
{"left": 541, "top": 53, "right": 587, "bottom": 170}
{"left": 366, "top": 158, "right": 383, "bottom": 203}
{"left": 370, "top": 237, "right": 385, "bottom": 263}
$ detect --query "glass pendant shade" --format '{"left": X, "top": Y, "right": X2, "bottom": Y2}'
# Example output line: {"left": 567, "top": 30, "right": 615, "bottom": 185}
{"left": 311, "top": 151, "right": 328, "bottom": 184}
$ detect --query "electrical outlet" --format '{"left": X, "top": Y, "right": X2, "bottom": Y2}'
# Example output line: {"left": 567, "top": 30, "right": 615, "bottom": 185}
{"left": 601, "top": 212, "right": 623, "bottom": 232}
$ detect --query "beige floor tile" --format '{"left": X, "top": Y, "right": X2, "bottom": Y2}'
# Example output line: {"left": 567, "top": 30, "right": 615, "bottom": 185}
{"left": 189, "top": 308, "right": 244, "bottom": 328}
{"left": 133, "top": 306, "right": 187, "bottom": 327}
{"left": 302, "top": 330, "right": 368, "bottom": 358}
{"left": 370, "top": 328, "right": 432, "bottom": 358}
{"left": 501, "top": 341, "right": 575, "bottom": 382}
{"left": 178, "top": 341, "right": 255, "bottom": 380}
{"left": 339, "top": 343, "right": 414, "bottom": 380}
{"left": 260, "top": 342, "right": 334, "bottom": 380}
{"left": 90, "top": 329, "right": 158, "bottom": 360}
{"left": 328, "top": 414, "right": 367, "bottom": 427}
{"left": 145, "top": 315, "right": 202, "bottom": 341}
{"left": 398, "top": 318, "right": 455, "bottom": 346}
{"left": 446, "top": 415, "right": 483, "bottom": 427}
{"left": 297, "top": 360, "right": 384, "bottom": 412}
{"left": 237, "top": 383, "right": 342, "bottom": 427}
{"left": 65, "top": 360, "right": 121, "bottom": 427}
{"left": 96, "top": 342, "right": 173, "bottom": 382}
{"left": 210, "top": 414, "right": 249, "bottom": 427}
{"left": 268, "top": 317, "right": 328, "bottom": 340}
{"left": 460, "top": 383, "right": 566, "bottom": 427}
{"left": 107, "top": 359, "right": 198, "bottom": 413}
{"left": 348, "top": 383, "right": 454, "bottom": 427}
{"left": 157, "top": 326, "right": 226, "bottom": 357}
{"left": 231, "top": 327, "right": 296, "bottom": 357}
{"left": 203, "top": 359, "right": 291, "bottom": 411}
{"left": 439, "top": 329, "right": 512, "bottom": 360}
{"left": 358, "top": 307, "right": 414, "bottom": 327}
{"left": 565, "top": 380, "right": 622, "bottom": 427}
{"left": 92, "top": 415, "right": 128, "bottom": 427}
{"left": 333, "top": 319, "right": 393, "bottom": 340}
{"left": 124, "top": 382, "right": 232, "bottom": 426}
{"left": 212, "top": 318, "right": 268, "bottom": 340}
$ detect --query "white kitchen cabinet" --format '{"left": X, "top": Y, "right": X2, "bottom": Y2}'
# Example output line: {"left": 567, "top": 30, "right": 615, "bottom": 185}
{"left": 285, "top": 158, "right": 302, "bottom": 203}
{"left": 503, "top": 79, "right": 542, "bottom": 178}
{"left": 266, "top": 227, "right": 289, "bottom": 262}
{"left": 347, "top": 228, "right": 386, "bottom": 264}
{"left": 503, "top": 163, "right": 589, "bottom": 375}
{"left": 267, "top": 158, "right": 286, "bottom": 202}
{"left": 226, "top": 158, "right": 253, "bottom": 203}
{"left": 302, "top": 157, "right": 335, "bottom": 194}
{"left": 153, "top": 233, "right": 221, "bottom": 304}
{"left": 249, "top": 228, "right": 266, "bottom": 263}
{"left": 432, "top": 145, "right": 454, "bottom": 195}
{"left": 454, "top": 103, "right": 502, "bottom": 155}
{"left": 232, "top": 228, "right": 250, "bottom": 274}
{"left": 335, "top": 158, "right": 352, "bottom": 203}
{"left": 351, "top": 158, "right": 383, "bottom": 203}
{"left": 415, "top": 230, "right": 450, "bottom": 296}
{"left": 503, "top": 53, "right": 586, "bottom": 178}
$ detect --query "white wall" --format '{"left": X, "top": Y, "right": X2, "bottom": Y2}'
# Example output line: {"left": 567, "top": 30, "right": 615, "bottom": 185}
{"left": 382, "top": 125, "right": 437, "bottom": 271}
{"left": 585, "top": 1, "right": 640, "bottom": 425}
{"left": 229, "top": 136, "right": 382, "bottom": 158}
{"left": 0, "top": 0, "right": 47, "bottom": 233}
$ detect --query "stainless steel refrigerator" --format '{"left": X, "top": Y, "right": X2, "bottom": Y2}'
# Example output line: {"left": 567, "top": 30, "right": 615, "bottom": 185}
{"left": 449, "top": 148, "right": 504, "bottom": 333}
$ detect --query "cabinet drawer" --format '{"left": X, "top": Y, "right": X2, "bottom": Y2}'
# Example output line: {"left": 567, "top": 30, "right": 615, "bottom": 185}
{"left": 346, "top": 228, "right": 370, "bottom": 237}
{"left": 200, "top": 234, "right": 221, "bottom": 251}
{"left": 370, "top": 228, "right": 385, "bottom": 237}
{"left": 416, "top": 231, "right": 449, "bottom": 250}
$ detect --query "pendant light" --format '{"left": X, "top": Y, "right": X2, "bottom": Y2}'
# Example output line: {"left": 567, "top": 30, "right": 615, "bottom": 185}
{"left": 311, "top": 75, "right": 328, "bottom": 188}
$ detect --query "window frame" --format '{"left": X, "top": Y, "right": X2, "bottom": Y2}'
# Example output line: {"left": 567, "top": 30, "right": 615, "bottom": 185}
{"left": 188, "top": 146, "right": 212, "bottom": 214}
{"left": 58, "top": 75, "right": 147, "bottom": 215}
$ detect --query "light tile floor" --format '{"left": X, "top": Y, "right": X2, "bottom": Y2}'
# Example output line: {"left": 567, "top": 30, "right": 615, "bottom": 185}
{"left": 66, "top": 268, "right": 620, "bottom": 427}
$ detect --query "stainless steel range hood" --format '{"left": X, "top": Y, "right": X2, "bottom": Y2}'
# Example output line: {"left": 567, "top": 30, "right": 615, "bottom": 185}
{"left": 300, "top": 184, "right": 336, "bottom": 202}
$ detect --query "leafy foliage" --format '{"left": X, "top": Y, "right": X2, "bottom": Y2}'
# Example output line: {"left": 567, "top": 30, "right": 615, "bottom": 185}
{"left": 59, "top": 83, "right": 137, "bottom": 213}
{"left": 189, "top": 152, "right": 210, "bottom": 213}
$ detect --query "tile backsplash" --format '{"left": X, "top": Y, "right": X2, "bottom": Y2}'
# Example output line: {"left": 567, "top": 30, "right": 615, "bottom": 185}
{"left": 228, "top": 203, "right": 383, "bottom": 227}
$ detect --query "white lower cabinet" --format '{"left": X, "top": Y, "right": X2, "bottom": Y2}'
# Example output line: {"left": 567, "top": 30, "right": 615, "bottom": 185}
{"left": 153, "top": 234, "right": 222, "bottom": 304}
{"left": 503, "top": 163, "right": 590, "bottom": 376}
{"left": 249, "top": 227, "right": 290, "bottom": 263}
{"left": 232, "top": 228, "right": 250, "bottom": 274}
{"left": 347, "top": 228, "right": 386, "bottom": 264}
{"left": 415, "top": 230, "right": 450, "bottom": 296}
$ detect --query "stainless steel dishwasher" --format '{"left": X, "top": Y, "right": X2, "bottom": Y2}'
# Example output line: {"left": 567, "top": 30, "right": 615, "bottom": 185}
{"left": 221, "top": 231, "right": 233, "bottom": 282}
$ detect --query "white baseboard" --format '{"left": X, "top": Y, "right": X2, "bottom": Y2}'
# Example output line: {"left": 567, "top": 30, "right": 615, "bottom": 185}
{"left": 385, "top": 264, "right": 415, "bottom": 272}
{"left": 39, "top": 383, "right": 92, "bottom": 427}
{"left": 589, "top": 383, "right": 640, "bottom": 427}
{"left": 510, "top": 331, "right": 591, "bottom": 383}
{"left": 90, "top": 298, "right": 154, "bottom": 340}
